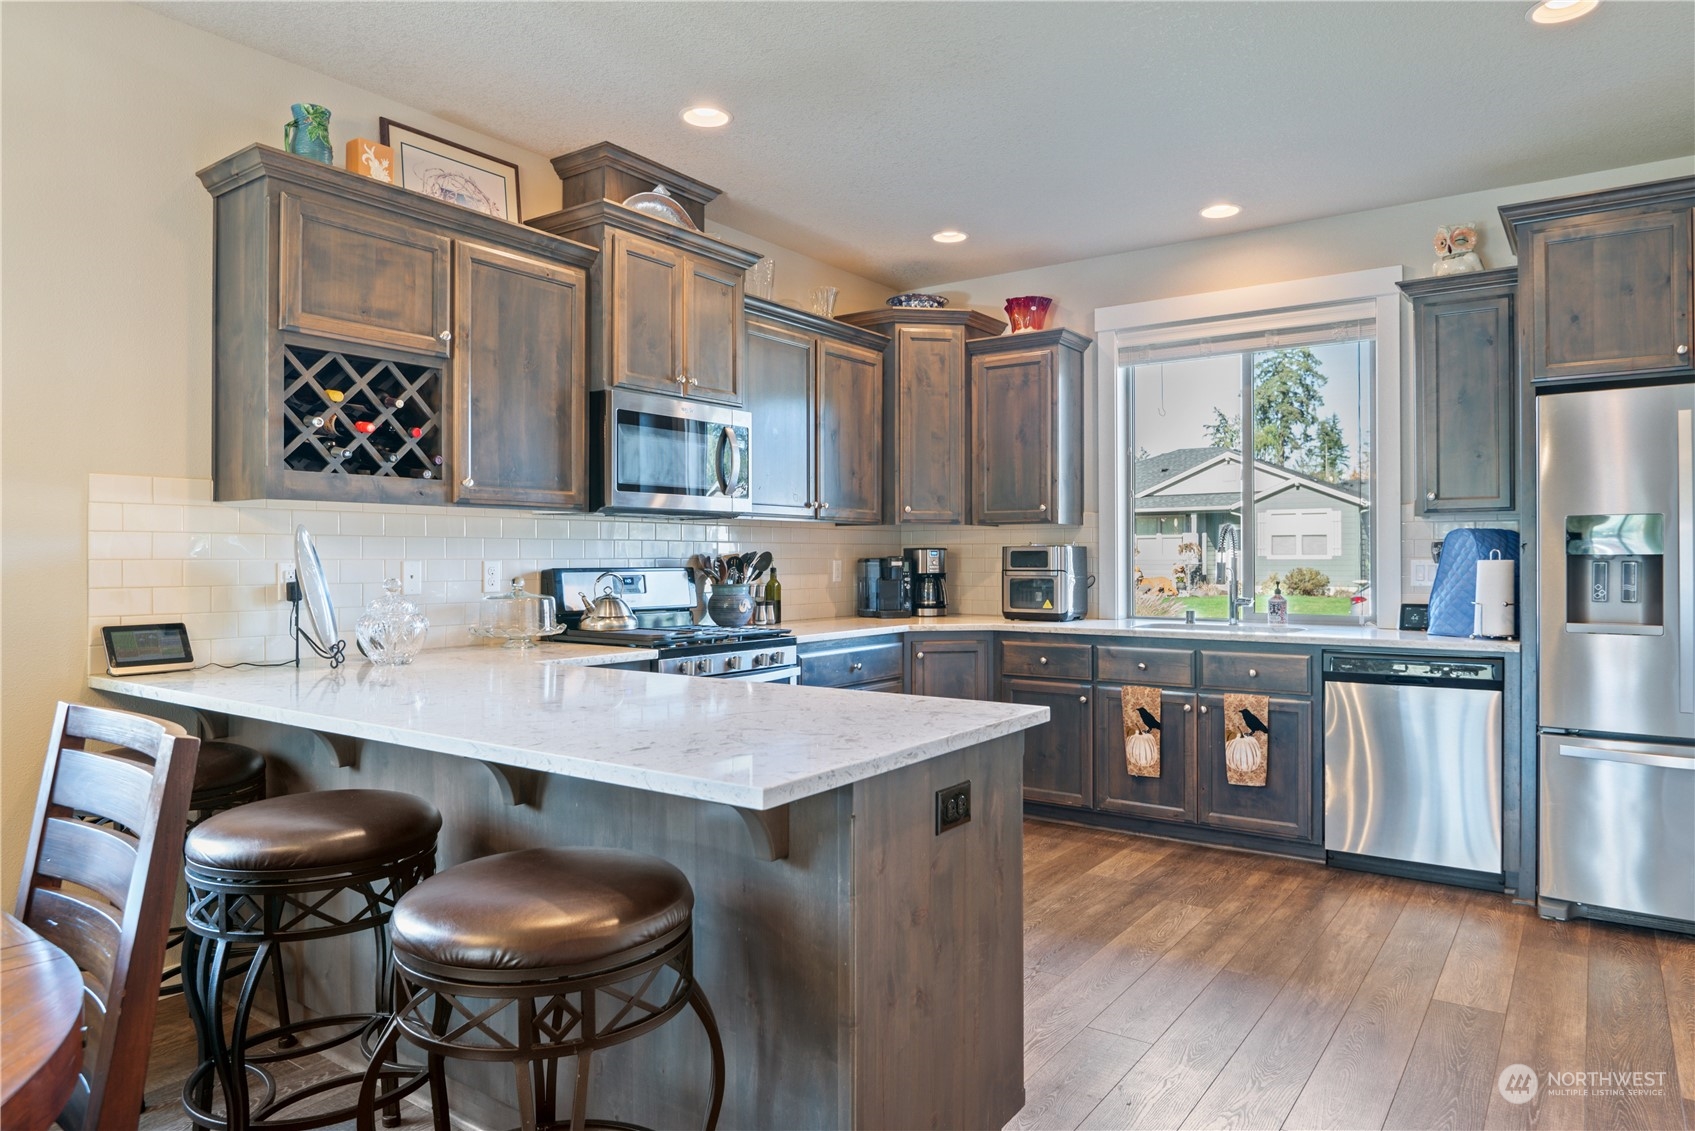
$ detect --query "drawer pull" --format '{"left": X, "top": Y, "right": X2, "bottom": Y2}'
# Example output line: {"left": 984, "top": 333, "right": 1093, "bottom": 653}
{"left": 1248, "top": 668, "right": 1259, "bottom": 678}
{"left": 916, "top": 651, "right": 925, "bottom": 658}
{"left": 1183, "top": 703, "right": 1192, "bottom": 713}
{"left": 904, "top": 505, "right": 913, "bottom": 514}
{"left": 1137, "top": 661, "right": 1148, "bottom": 671}
{"left": 1079, "top": 695, "right": 1088, "bottom": 704}
{"left": 1039, "top": 656, "right": 1048, "bottom": 665}
{"left": 850, "top": 662, "right": 863, "bottom": 672}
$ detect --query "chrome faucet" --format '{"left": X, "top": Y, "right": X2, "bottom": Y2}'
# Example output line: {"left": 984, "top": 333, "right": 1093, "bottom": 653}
{"left": 1220, "top": 525, "right": 1255, "bottom": 625}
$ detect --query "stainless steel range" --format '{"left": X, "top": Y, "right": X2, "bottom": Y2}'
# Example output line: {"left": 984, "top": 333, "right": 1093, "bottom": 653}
{"left": 539, "top": 566, "right": 798, "bottom": 683}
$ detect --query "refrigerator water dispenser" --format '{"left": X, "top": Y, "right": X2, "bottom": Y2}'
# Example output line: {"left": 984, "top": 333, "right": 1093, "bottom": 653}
{"left": 1564, "top": 513, "right": 1665, "bottom": 633}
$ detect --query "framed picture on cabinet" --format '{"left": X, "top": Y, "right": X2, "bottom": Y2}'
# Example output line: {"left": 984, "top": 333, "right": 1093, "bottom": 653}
{"left": 379, "top": 117, "right": 521, "bottom": 221}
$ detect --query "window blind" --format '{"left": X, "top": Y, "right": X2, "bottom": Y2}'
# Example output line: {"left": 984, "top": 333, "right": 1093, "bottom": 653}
{"left": 1116, "top": 302, "right": 1378, "bottom": 366}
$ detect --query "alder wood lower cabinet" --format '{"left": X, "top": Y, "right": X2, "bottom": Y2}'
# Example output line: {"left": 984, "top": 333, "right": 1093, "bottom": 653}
{"left": 528, "top": 202, "right": 759, "bottom": 406}
{"left": 907, "top": 633, "right": 993, "bottom": 700}
{"left": 1005, "top": 636, "right": 1324, "bottom": 856}
{"left": 1501, "top": 176, "right": 1695, "bottom": 386}
{"left": 199, "top": 145, "right": 597, "bottom": 507}
{"left": 969, "top": 328, "right": 1089, "bottom": 525}
{"left": 743, "top": 299, "right": 888, "bottom": 523}
{"left": 838, "top": 308, "right": 1007, "bottom": 524}
{"left": 796, "top": 635, "right": 905, "bottom": 690}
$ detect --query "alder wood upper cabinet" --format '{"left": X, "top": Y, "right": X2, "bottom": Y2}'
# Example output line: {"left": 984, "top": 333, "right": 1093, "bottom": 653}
{"left": 198, "top": 145, "right": 597, "bottom": 508}
{"left": 743, "top": 299, "right": 888, "bottom": 523}
{"left": 837, "top": 308, "right": 1007, "bottom": 524}
{"left": 1399, "top": 269, "right": 1516, "bottom": 515}
{"left": 968, "top": 327, "right": 1089, "bottom": 525}
{"left": 1501, "top": 177, "right": 1694, "bottom": 386}
{"left": 530, "top": 144, "right": 759, "bottom": 406}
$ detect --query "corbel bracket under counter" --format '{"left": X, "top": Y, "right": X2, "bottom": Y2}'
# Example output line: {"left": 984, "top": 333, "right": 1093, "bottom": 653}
{"left": 730, "top": 804, "right": 790, "bottom": 861}
{"left": 480, "top": 761, "right": 545, "bottom": 808}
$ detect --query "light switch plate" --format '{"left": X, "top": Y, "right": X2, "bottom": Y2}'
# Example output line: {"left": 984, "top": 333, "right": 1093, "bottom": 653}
{"left": 401, "top": 561, "right": 424, "bottom": 595}
{"left": 830, "top": 560, "right": 842, "bottom": 583}
{"left": 1410, "top": 559, "right": 1437, "bottom": 587}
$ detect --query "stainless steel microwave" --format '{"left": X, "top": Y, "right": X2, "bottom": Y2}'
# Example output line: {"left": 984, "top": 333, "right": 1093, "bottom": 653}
{"left": 593, "top": 387, "right": 752, "bottom": 516}
{"left": 1003, "top": 544, "right": 1090, "bottom": 621}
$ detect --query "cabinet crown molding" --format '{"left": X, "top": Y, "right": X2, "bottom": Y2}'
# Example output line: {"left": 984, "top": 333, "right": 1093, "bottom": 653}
{"left": 1396, "top": 266, "right": 1518, "bottom": 301}
{"left": 198, "top": 145, "right": 599, "bottom": 268}
{"left": 745, "top": 297, "right": 890, "bottom": 350}
{"left": 550, "top": 141, "right": 723, "bottom": 209}
{"left": 837, "top": 307, "right": 1009, "bottom": 338}
{"left": 528, "top": 199, "right": 762, "bottom": 270}
{"left": 1497, "top": 175, "right": 1695, "bottom": 253}
{"left": 967, "top": 327, "right": 1093, "bottom": 355}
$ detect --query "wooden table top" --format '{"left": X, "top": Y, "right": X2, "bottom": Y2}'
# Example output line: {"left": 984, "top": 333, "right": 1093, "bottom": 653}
{"left": 1, "top": 912, "right": 84, "bottom": 1131}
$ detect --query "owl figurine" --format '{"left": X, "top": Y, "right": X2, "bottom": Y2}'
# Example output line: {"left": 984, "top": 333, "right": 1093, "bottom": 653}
{"left": 1433, "top": 224, "right": 1483, "bottom": 275}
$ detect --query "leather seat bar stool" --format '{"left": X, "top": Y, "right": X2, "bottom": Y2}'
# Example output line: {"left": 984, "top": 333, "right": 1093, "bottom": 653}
{"left": 162, "top": 741, "right": 271, "bottom": 997}
{"left": 180, "top": 788, "right": 441, "bottom": 1131}
{"left": 355, "top": 847, "right": 725, "bottom": 1131}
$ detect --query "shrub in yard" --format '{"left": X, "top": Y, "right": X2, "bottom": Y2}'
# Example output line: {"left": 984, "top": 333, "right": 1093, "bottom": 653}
{"left": 1283, "top": 567, "right": 1331, "bottom": 596}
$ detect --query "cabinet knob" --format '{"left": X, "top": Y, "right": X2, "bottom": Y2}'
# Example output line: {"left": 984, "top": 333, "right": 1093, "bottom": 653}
{"left": 1039, "top": 503, "right": 1048, "bottom": 512}
{"left": 1199, "top": 704, "right": 1209, "bottom": 714}
{"left": 687, "top": 376, "right": 699, "bottom": 386}
{"left": 438, "top": 330, "right": 452, "bottom": 343}
{"left": 1079, "top": 695, "right": 1088, "bottom": 704}
{"left": 850, "top": 662, "right": 863, "bottom": 672}
{"left": 1248, "top": 668, "right": 1259, "bottom": 678}
{"left": 916, "top": 651, "right": 925, "bottom": 658}
{"left": 819, "top": 502, "right": 830, "bottom": 511}
{"left": 904, "top": 505, "right": 913, "bottom": 514}
{"left": 1183, "top": 703, "right": 1192, "bottom": 713}
{"left": 1427, "top": 491, "right": 1437, "bottom": 501}
{"left": 1137, "top": 661, "right": 1148, "bottom": 671}
{"left": 1679, "top": 345, "right": 1689, "bottom": 355}
{"left": 675, "top": 373, "right": 689, "bottom": 386}
{"left": 462, "top": 477, "right": 475, "bottom": 487}
{"left": 1039, "top": 656, "right": 1048, "bottom": 665}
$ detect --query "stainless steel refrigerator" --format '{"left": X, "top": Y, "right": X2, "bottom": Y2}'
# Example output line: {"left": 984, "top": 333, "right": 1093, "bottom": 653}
{"left": 1538, "top": 381, "right": 1694, "bottom": 928}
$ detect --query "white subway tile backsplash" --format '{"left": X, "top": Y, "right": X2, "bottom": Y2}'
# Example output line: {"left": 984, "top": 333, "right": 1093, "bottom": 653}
{"left": 90, "top": 531, "right": 154, "bottom": 559}
{"left": 151, "top": 476, "right": 214, "bottom": 504}
{"left": 123, "top": 559, "right": 183, "bottom": 588}
{"left": 89, "top": 502, "right": 125, "bottom": 531}
{"left": 90, "top": 473, "right": 153, "bottom": 503}
{"left": 89, "top": 560, "right": 124, "bottom": 588}
{"left": 121, "top": 503, "right": 183, "bottom": 533}
{"left": 90, "top": 587, "right": 152, "bottom": 617}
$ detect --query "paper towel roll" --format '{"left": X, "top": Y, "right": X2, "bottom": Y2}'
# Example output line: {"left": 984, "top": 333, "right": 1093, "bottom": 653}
{"left": 1473, "top": 557, "right": 1516, "bottom": 638}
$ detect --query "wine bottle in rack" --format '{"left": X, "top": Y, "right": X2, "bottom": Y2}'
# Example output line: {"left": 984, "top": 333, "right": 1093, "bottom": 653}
{"left": 378, "top": 393, "right": 408, "bottom": 410}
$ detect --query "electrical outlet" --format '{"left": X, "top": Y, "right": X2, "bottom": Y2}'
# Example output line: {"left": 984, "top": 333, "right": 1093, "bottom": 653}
{"left": 401, "top": 561, "right": 424, "bottom": 595}
{"left": 831, "top": 559, "right": 842, "bottom": 583}
{"left": 935, "top": 780, "right": 971, "bottom": 834}
{"left": 482, "top": 560, "right": 505, "bottom": 594}
{"left": 1411, "top": 559, "right": 1437, "bottom": 587}
{"left": 275, "top": 562, "right": 297, "bottom": 602}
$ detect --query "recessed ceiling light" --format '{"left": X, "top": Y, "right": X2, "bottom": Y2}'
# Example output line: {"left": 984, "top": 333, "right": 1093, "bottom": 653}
{"left": 1200, "top": 203, "right": 1242, "bottom": 219}
{"left": 681, "top": 106, "right": 731, "bottom": 128}
{"left": 1528, "top": 0, "right": 1597, "bottom": 24}
{"left": 932, "top": 230, "right": 968, "bottom": 243}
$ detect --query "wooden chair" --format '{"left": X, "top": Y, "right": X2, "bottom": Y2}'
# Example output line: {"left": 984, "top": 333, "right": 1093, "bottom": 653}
{"left": 13, "top": 702, "right": 199, "bottom": 1131}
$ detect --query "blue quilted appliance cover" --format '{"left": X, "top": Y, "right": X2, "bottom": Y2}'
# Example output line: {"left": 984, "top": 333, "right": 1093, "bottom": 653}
{"left": 1428, "top": 528, "right": 1521, "bottom": 637}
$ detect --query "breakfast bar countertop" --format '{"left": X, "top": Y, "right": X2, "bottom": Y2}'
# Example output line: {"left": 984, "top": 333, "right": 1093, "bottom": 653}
{"left": 88, "top": 645, "right": 1046, "bottom": 811}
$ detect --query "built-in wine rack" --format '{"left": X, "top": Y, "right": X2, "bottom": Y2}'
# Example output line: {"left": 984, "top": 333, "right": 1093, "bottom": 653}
{"left": 280, "top": 345, "right": 443, "bottom": 480}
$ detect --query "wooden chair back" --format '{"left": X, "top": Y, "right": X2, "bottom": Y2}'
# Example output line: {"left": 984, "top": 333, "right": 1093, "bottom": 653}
{"left": 13, "top": 702, "right": 199, "bottom": 1131}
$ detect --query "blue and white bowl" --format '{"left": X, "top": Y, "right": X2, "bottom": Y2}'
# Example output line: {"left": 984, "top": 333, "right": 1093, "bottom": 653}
{"left": 886, "top": 293, "right": 949, "bottom": 309}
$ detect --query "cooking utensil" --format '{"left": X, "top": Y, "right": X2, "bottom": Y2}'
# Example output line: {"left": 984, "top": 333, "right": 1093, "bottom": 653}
{"left": 576, "top": 571, "right": 637, "bottom": 632}
{"left": 747, "top": 551, "right": 774, "bottom": 583}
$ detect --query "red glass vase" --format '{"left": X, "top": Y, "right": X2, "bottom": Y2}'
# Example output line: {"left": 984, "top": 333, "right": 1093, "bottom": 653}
{"left": 1004, "top": 295, "right": 1053, "bottom": 332}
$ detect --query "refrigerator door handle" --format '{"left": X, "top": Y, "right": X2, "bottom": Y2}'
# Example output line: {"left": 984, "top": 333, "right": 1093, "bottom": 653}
{"left": 1559, "top": 739, "right": 1695, "bottom": 772}
{"left": 1681, "top": 408, "right": 1693, "bottom": 715}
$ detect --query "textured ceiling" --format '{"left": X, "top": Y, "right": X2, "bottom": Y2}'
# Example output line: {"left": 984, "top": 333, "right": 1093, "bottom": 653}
{"left": 149, "top": 1, "right": 1695, "bottom": 289}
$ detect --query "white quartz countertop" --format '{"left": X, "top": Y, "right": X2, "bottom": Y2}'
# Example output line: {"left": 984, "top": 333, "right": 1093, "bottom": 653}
{"left": 88, "top": 646, "right": 1046, "bottom": 811}
{"left": 784, "top": 616, "right": 1519, "bottom": 653}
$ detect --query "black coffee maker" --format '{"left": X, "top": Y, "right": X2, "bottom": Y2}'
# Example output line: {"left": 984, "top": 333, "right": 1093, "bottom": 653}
{"left": 856, "top": 557, "right": 910, "bottom": 618}
{"left": 905, "top": 547, "right": 948, "bottom": 617}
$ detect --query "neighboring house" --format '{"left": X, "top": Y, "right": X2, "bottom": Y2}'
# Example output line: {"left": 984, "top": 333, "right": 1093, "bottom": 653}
{"left": 1133, "top": 447, "right": 1369, "bottom": 590}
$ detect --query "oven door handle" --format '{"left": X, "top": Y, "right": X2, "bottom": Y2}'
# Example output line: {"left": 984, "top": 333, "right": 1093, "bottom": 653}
{"left": 1679, "top": 407, "right": 1692, "bottom": 715}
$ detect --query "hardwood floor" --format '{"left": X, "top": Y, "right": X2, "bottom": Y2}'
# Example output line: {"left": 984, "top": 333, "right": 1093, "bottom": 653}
{"left": 1012, "top": 819, "right": 1694, "bottom": 1131}
{"left": 138, "top": 818, "right": 1693, "bottom": 1130}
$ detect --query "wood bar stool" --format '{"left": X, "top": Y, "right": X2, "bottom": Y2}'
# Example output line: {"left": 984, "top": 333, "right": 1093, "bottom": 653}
{"left": 179, "top": 789, "right": 441, "bottom": 1131}
{"left": 355, "top": 847, "right": 725, "bottom": 1131}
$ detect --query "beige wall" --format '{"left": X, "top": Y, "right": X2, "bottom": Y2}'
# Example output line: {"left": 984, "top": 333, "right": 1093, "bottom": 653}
{"left": 923, "top": 154, "right": 1695, "bottom": 606}
{"left": 0, "top": 1, "right": 886, "bottom": 901}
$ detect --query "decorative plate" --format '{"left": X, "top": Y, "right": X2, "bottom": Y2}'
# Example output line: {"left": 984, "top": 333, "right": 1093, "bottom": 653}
{"left": 887, "top": 293, "right": 949, "bottom": 309}
{"left": 620, "top": 185, "right": 698, "bottom": 231}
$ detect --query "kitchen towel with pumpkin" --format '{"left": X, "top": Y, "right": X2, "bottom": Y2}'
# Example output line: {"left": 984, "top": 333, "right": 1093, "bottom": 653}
{"left": 1222, "top": 694, "right": 1270, "bottom": 787}
{"left": 1120, "top": 686, "right": 1162, "bottom": 777}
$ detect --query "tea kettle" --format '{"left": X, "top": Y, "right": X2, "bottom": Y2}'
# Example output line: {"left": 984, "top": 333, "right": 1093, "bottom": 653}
{"left": 578, "top": 571, "right": 637, "bottom": 632}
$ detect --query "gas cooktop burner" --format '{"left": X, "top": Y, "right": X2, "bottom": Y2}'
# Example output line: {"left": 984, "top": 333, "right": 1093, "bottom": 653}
{"left": 551, "top": 625, "right": 793, "bottom": 651}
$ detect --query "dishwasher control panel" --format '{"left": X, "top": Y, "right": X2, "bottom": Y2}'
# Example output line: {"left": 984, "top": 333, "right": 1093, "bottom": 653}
{"left": 1323, "top": 653, "right": 1502, "bottom": 686}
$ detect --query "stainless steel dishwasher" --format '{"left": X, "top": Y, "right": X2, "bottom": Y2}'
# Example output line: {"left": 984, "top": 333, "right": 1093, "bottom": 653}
{"left": 1323, "top": 653, "right": 1505, "bottom": 888}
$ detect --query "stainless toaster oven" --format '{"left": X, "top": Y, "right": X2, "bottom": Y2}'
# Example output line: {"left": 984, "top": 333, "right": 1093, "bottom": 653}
{"left": 1003, "top": 544, "right": 1090, "bottom": 621}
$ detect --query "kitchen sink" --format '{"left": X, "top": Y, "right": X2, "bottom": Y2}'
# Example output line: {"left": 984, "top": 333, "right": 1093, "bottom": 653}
{"left": 1133, "top": 622, "right": 1306, "bottom": 634}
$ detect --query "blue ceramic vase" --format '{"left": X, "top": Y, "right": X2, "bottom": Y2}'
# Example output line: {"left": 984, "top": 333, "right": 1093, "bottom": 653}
{"left": 283, "top": 103, "right": 333, "bottom": 164}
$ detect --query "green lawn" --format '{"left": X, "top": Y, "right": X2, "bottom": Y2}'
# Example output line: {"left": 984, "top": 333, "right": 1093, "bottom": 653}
{"left": 1137, "top": 594, "right": 1356, "bottom": 618}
